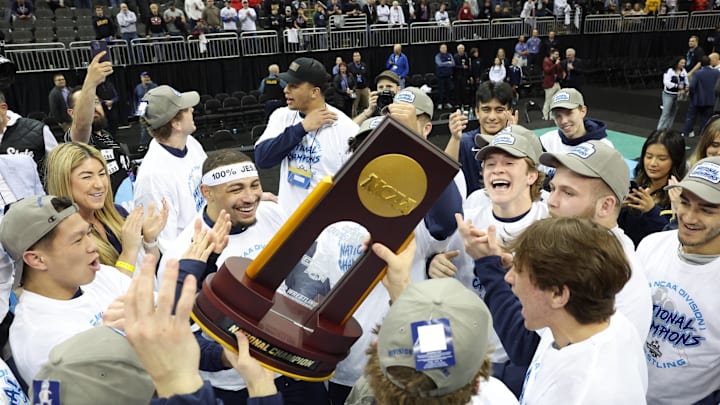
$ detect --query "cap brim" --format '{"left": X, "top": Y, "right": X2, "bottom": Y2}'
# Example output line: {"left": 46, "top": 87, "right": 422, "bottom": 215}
{"left": 278, "top": 71, "right": 303, "bottom": 84}
{"left": 179, "top": 91, "right": 200, "bottom": 109}
{"left": 551, "top": 102, "right": 580, "bottom": 110}
{"left": 476, "top": 145, "right": 528, "bottom": 162}
{"left": 666, "top": 181, "right": 720, "bottom": 204}
{"left": 539, "top": 152, "right": 601, "bottom": 179}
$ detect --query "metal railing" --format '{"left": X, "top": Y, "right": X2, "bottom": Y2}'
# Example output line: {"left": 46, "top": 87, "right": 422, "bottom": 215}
{"left": 584, "top": 14, "right": 623, "bottom": 34}
{"left": 130, "top": 36, "right": 188, "bottom": 64}
{"left": 451, "top": 20, "right": 491, "bottom": 41}
{"left": 69, "top": 40, "right": 131, "bottom": 68}
{"left": 240, "top": 30, "right": 278, "bottom": 56}
{"left": 491, "top": 18, "right": 527, "bottom": 39}
{"left": 187, "top": 32, "right": 240, "bottom": 60}
{"left": 5, "top": 10, "right": 720, "bottom": 73}
{"left": 370, "top": 23, "right": 409, "bottom": 47}
{"left": 689, "top": 10, "right": 720, "bottom": 30}
{"left": 4, "top": 43, "right": 69, "bottom": 72}
{"left": 409, "top": 21, "right": 452, "bottom": 44}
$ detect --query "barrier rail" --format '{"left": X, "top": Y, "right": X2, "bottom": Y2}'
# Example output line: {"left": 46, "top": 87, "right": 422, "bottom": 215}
{"left": 491, "top": 18, "right": 526, "bottom": 39}
{"left": 186, "top": 32, "right": 240, "bottom": 60}
{"left": 689, "top": 10, "right": 720, "bottom": 30}
{"left": 621, "top": 14, "right": 657, "bottom": 32}
{"left": 451, "top": 20, "right": 491, "bottom": 41}
{"left": 5, "top": 43, "right": 69, "bottom": 73}
{"left": 240, "top": 30, "right": 279, "bottom": 56}
{"left": 69, "top": 40, "right": 132, "bottom": 68}
{"left": 584, "top": 14, "right": 623, "bottom": 34}
{"left": 370, "top": 23, "right": 409, "bottom": 47}
{"left": 131, "top": 36, "right": 188, "bottom": 64}
{"left": 656, "top": 11, "right": 689, "bottom": 31}
{"left": 409, "top": 21, "right": 451, "bottom": 44}
{"left": 7, "top": 11, "right": 720, "bottom": 72}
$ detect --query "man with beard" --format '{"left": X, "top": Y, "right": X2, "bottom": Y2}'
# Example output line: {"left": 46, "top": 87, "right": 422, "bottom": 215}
{"left": 66, "top": 52, "right": 131, "bottom": 194}
{"left": 158, "top": 149, "right": 331, "bottom": 405}
{"left": 636, "top": 156, "right": 720, "bottom": 405}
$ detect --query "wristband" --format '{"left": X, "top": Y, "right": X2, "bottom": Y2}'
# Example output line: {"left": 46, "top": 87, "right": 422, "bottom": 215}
{"left": 115, "top": 260, "right": 136, "bottom": 273}
{"left": 142, "top": 238, "right": 158, "bottom": 249}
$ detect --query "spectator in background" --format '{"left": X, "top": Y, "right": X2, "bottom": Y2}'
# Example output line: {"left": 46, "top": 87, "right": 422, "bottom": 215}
{"left": 134, "top": 72, "right": 158, "bottom": 147}
{"left": 117, "top": 3, "right": 138, "bottom": 43}
{"left": 527, "top": 29, "right": 541, "bottom": 67}
{"left": 333, "top": 62, "right": 356, "bottom": 117}
{"left": 657, "top": 57, "right": 688, "bottom": 131}
{"left": 644, "top": 0, "right": 660, "bottom": 13}
{"left": 490, "top": 3, "right": 502, "bottom": 18}
{"left": 376, "top": 0, "right": 390, "bottom": 23}
{"left": 561, "top": 47, "right": 584, "bottom": 91}
{"left": 435, "top": 2, "right": 450, "bottom": 25}
{"left": 683, "top": 56, "right": 719, "bottom": 137}
{"left": 282, "top": 5, "right": 295, "bottom": 29}
{"left": 266, "top": 4, "right": 283, "bottom": 33}
{"left": 543, "top": 30, "right": 559, "bottom": 55}
{"left": 361, "top": 0, "right": 376, "bottom": 23}
{"left": 48, "top": 73, "right": 71, "bottom": 131}
{"left": 489, "top": 57, "right": 507, "bottom": 83}
{"left": 686, "top": 35, "right": 705, "bottom": 78}
{"left": 496, "top": 47, "right": 509, "bottom": 67}
{"left": 469, "top": 47, "right": 483, "bottom": 93}
{"left": 386, "top": 43, "right": 409, "bottom": 88}
{"left": 348, "top": 51, "right": 370, "bottom": 117}
{"left": 457, "top": 0, "right": 474, "bottom": 19}
{"left": 116, "top": 2, "right": 138, "bottom": 62}
{"left": 93, "top": 5, "right": 116, "bottom": 40}
{"left": 416, "top": 0, "right": 429, "bottom": 21}
{"left": 454, "top": 44, "right": 471, "bottom": 107}
{"left": 314, "top": 1, "right": 328, "bottom": 27}
{"left": 259, "top": 64, "right": 286, "bottom": 102}
{"left": 389, "top": 0, "right": 405, "bottom": 24}
{"left": 202, "top": 0, "right": 222, "bottom": 32}
{"left": 629, "top": 2, "right": 646, "bottom": 14}
{"left": 11, "top": 0, "right": 34, "bottom": 22}
{"left": 238, "top": 0, "right": 257, "bottom": 31}
{"left": 327, "top": 0, "right": 343, "bottom": 16}
{"left": 332, "top": 55, "right": 343, "bottom": 75}
{"left": 542, "top": 48, "right": 563, "bottom": 120}
{"left": 507, "top": 57, "right": 522, "bottom": 102}
{"left": 514, "top": 34, "right": 529, "bottom": 67}
{"left": 435, "top": 43, "right": 455, "bottom": 110}
{"left": 185, "top": 0, "right": 205, "bottom": 28}
{"left": 221, "top": 0, "right": 239, "bottom": 31}
{"left": 164, "top": 1, "right": 189, "bottom": 36}
{"left": 146, "top": 3, "right": 170, "bottom": 38}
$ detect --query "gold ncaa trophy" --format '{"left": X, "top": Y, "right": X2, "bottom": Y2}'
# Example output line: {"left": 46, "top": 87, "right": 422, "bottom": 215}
{"left": 192, "top": 116, "right": 460, "bottom": 381}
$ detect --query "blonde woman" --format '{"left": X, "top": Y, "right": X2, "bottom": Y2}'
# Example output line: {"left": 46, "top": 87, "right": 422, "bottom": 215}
{"left": 45, "top": 142, "right": 168, "bottom": 276}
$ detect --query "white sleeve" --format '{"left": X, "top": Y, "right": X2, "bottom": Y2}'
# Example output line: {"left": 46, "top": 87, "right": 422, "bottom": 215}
{"left": 43, "top": 125, "right": 58, "bottom": 154}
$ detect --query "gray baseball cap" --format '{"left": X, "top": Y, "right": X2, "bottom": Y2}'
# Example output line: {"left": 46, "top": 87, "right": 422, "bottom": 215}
{"left": 474, "top": 125, "right": 542, "bottom": 164}
{"left": 141, "top": 85, "right": 200, "bottom": 129}
{"left": 540, "top": 141, "right": 629, "bottom": 201}
{"left": 384, "top": 87, "right": 434, "bottom": 119}
{"left": 666, "top": 156, "right": 720, "bottom": 204}
{"left": 0, "top": 196, "right": 78, "bottom": 289}
{"left": 550, "top": 88, "right": 585, "bottom": 110}
{"left": 378, "top": 278, "right": 491, "bottom": 397}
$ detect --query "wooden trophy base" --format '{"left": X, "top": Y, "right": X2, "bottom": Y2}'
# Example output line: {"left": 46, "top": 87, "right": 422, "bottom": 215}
{"left": 191, "top": 257, "right": 363, "bottom": 381}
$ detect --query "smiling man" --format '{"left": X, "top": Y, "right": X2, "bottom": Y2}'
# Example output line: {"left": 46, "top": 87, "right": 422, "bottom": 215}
{"left": 637, "top": 155, "right": 720, "bottom": 405}
{"left": 539, "top": 88, "right": 613, "bottom": 175}
{"left": 445, "top": 81, "right": 516, "bottom": 196}
{"left": 0, "top": 195, "right": 131, "bottom": 384}
{"left": 254, "top": 57, "right": 358, "bottom": 217}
